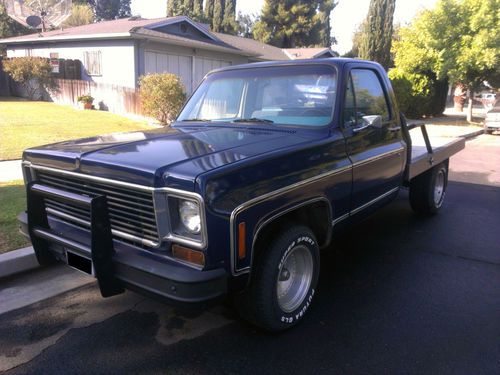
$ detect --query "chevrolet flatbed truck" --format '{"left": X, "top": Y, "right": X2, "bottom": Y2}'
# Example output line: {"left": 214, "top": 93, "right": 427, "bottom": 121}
{"left": 18, "top": 59, "right": 465, "bottom": 331}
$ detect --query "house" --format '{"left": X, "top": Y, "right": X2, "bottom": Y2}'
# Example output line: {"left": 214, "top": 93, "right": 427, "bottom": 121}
{"left": 1, "top": 16, "right": 338, "bottom": 91}
{"left": 0, "top": 16, "right": 337, "bottom": 114}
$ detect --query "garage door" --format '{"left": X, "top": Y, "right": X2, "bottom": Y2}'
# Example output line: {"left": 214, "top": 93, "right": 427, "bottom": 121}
{"left": 145, "top": 51, "right": 193, "bottom": 92}
{"left": 193, "top": 57, "right": 231, "bottom": 88}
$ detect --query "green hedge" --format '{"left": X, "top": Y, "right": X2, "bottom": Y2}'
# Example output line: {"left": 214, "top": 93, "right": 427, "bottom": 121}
{"left": 388, "top": 68, "right": 448, "bottom": 118}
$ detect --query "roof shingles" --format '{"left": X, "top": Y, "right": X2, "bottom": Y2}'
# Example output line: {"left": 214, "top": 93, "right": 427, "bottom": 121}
{"left": 0, "top": 16, "right": 320, "bottom": 61}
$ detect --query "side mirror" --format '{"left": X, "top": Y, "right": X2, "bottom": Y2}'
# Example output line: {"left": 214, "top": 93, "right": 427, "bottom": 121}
{"left": 361, "top": 115, "right": 383, "bottom": 128}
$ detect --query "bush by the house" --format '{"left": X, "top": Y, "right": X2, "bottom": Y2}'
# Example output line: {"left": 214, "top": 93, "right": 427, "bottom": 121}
{"left": 139, "top": 73, "right": 186, "bottom": 125}
{"left": 3, "top": 57, "right": 57, "bottom": 100}
{"left": 388, "top": 68, "right": 447, "bottom": 118}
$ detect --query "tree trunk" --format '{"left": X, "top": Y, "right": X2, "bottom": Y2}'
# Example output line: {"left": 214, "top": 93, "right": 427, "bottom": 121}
{"left": 467, "top": 93, "right": 473, "bottom": 122}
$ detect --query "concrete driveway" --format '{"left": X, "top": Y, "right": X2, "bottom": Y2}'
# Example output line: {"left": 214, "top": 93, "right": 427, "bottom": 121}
{"left": 0, "top": 134, "right": 499, "bottom": 374}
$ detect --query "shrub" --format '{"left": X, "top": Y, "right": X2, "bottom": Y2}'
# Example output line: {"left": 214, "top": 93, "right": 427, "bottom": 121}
{"left": 3, "top": 57, "right": 57, "bottom": 100}
{"left": 388, "top": 67, "right": 447, "bottom": 118}
{"left": 77, "top": 94, "right": 94, "bottom": 103}
{"left": 139, "top": 73, "right": 186, "bottom": 125}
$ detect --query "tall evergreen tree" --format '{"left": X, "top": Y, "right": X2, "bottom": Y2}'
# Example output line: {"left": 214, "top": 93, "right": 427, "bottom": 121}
{"left": 212, "top": 0, "right": 224, "bottom": 32}
{"left": 205, "top": 0, "right": 214, "bottom": 20}
{"left": 193, "top": 0, "right": 203, "bottom": 17}
{"left": 358, "top": 0, "right": 396, "bottom": 69}
{"left": 167, "top": 0, "right": 206, "bottom": 22}
{"left": 316, "top": 0, "right": 337, "bottom": 47}
{"left": 222, "top": 0, "right": 237, "bottom": 34}
{"left": 253, "top": 0, "right": 323, "bottom": 48}
{"left": 237, "top": 12, "right": 256, "bottom": 38}
{"left": 167, "top": 0, "right": 180, "bottom": 16}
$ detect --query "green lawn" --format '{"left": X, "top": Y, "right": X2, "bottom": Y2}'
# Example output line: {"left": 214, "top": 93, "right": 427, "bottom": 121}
{"left": 0, "top": 180, "right": 29, "bottom": 254}
{"left": 0, "top": 97, "right": 151, "bottom": 160}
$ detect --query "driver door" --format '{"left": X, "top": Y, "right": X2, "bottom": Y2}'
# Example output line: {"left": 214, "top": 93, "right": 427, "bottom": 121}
{"left": 342, "top": 65, "right": 405, "bottom": 212}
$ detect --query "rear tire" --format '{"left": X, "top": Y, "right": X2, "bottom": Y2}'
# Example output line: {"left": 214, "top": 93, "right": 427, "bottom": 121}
{"left": 409, "top": 160, "right": 449, "bottom": 215}
{"left": 238, "top": 225, "right": 320, "bottom": 331}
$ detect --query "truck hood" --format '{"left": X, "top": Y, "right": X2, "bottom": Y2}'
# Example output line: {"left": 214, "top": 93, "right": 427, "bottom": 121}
{"left": 24, "top": 125, "right": 320, "bottom": 188}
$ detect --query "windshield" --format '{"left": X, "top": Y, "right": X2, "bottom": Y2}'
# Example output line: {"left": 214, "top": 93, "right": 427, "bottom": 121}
{"left": 177, "top": 65, "right": 337, "bottom": 127}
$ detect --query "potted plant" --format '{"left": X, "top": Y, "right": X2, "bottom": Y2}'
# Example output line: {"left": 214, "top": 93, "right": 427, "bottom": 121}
{"left": 77, "top": 94, "right": 94, "bottom": 110}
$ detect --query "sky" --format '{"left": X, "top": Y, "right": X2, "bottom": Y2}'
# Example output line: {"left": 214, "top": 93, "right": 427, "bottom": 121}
{"left": 131, "top": 0, "right": 439, "bottom": 54}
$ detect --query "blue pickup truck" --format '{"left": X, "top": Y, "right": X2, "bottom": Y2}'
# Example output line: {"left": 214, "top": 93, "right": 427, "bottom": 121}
{"left": 18, "top": 59, "right": 465, "bottom": 331}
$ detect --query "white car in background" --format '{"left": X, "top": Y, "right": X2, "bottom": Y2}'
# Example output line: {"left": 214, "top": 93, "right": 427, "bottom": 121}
{"left": 485, "top": 104, "right": 500, "bottom": 134}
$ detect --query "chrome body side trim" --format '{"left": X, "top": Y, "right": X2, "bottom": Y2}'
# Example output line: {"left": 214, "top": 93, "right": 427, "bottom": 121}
{"left": 351, "top": 146, "right": 405, "bottom": 168}
{"left": 236, "top": 197, "right": 332, "bottom": 275}
{"left": 229, "top": 146, "right": 405, "bottom": 275}
{"left": 350, "top": 187, "right": 400, "bottom": 216}
{"left": 229, "top": 164, "right": 351, "bottom": 275}
{"left": 331, "top": 212, "right": 350, "bottom": 226}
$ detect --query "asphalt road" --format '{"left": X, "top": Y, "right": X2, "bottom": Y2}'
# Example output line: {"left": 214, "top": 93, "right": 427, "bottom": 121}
{"left": 1, "top": 135, "right": 499, "bottom": 375}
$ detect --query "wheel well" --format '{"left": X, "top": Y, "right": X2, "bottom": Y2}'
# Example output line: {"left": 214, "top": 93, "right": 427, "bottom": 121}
{"left": 252, "top": 200, "right": 331, "bottom": 263}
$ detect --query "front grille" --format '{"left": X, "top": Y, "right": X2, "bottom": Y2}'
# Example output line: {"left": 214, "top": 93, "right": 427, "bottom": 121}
{"left": 36, "top": 171, "right": 160, "bottom": 248}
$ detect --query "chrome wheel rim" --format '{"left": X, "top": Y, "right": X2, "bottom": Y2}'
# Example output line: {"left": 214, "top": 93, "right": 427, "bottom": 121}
{"left": 276, "top": 245, "right": 313, "bottom": 313}
{"left": 434, "top": 170, "right": 445, "bottom": 206}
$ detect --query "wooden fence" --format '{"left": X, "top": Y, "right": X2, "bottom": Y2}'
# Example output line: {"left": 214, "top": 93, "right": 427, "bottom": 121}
{"left": 49, "top": 79, "right": 143, "bottom": 116}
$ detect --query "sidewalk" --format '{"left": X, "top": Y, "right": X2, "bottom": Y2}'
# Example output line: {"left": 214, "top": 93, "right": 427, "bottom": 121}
{"left": 0, "top": 159, "right": 23, "bottom": 182}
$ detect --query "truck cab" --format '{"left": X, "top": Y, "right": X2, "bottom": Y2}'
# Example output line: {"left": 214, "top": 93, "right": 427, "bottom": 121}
{"left": 19, "top": 59, "right": 464, "bottom": 331}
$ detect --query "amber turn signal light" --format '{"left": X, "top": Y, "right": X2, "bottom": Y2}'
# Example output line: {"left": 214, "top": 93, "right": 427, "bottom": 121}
{"left": 172, "top": 244, "right": 205, "bottom": 266}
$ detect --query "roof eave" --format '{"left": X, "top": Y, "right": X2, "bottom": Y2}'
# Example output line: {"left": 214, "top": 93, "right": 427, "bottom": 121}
{"left": 0, "top": 32, "right": 132, "bottom": 45}
{"left": 130, "top": 31, "right": 260, "bottom": 58}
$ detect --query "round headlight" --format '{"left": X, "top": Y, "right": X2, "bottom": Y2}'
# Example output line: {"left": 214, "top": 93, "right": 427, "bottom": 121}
{"left": 179, "top": 200, "right": 201, "bottom": 234}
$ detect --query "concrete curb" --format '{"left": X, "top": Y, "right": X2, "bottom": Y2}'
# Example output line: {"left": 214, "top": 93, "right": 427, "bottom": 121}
{"left": 0, "top": 246, "right": 39, "bottom": 279}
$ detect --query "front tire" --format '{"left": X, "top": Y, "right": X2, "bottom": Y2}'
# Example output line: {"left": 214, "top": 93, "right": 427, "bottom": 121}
{"left": 409, "top": 160, "right": 449, "bottom": 215}
{"left": 241, "top": 225, "right": 320, "bottom": 331}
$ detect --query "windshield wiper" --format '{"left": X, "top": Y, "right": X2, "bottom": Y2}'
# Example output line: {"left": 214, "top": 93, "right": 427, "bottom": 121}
{"left": 180, "top": 118, "right": 212, "bottom": 122}
{"left": 232, "top": 118, "right": 274, "bottom": 124}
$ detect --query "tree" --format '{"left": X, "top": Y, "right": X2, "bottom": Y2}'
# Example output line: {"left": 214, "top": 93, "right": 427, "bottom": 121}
{"left": 253, "top": 0, "right": 323, "bottom": 48}
{"left": 0, "top": 3, "right": 30, "bottom": 40}
{"left": 118, "top": 0, "right": 131, "bottom": 18}
{"left": 316, "top": 0, "right": 337, "bottom": 47}
{"left": 167, "top": 0, "right": 179, "bottom": 16}
{"left": 63, "top": 4, "right": 94, "bottom": 27}
{"left": 343, "top": 22, "right": 365, "bottom": 58}
{"left": 167, "top": 0, "right": 207, "bottom": 23}
{"left": 92, "top": 0, "right": 131, "bottom": 21}
{"left": 3, "top": 57, "right": 57, "bottom": 100}
{"left": 205, "top": 0, "right": 214, "bottom": 20}
{"left": 222, "top": 0, "right": 237, "bottom": 34}
{"left": 392, "top": 0, "right": 500, "bottom": 121}
{"left": 358, "top": 0, "right": 396, "bottom": 69}
{"left": 212, "top": 0, "right": 224, "bottom": 32}
{"left": 237, "top": 12, "right": 256, "bottom": 38}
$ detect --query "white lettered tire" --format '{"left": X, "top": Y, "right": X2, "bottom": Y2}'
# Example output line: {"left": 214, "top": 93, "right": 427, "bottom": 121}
{"left": 244, "top": 225, "right": 320, "bottom": 331}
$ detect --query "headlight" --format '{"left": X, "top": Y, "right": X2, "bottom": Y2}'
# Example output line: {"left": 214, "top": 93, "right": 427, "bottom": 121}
{"left": 178, "top": 200, "right": 201, "bottom": 234}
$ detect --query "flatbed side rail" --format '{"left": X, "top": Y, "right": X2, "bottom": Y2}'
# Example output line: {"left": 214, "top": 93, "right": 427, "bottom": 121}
{"left": 407, "top": 122, "right": 433, "bottom": 155}
{"left": 27, "top": 182, "right": 124, "bottom": 297}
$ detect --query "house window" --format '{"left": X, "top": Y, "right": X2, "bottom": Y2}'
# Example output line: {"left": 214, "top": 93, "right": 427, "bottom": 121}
{"left": 83, "top": 51, "right": 102, "bottom": 76}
